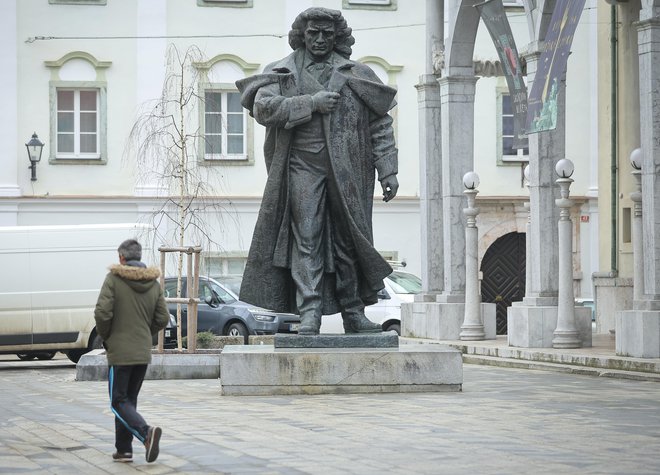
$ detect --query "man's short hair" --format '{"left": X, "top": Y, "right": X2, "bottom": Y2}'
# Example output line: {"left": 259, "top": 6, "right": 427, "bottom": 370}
{"left": 118, "top": 239, "right": 142, "bottom": 261}
{"left": 288, "top": 7, "right": 354, "bottom": 59}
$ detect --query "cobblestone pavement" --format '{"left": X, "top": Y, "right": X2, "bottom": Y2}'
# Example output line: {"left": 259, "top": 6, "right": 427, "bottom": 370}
{"left": 1, "top": 355, "right": 659, "bottom": 474}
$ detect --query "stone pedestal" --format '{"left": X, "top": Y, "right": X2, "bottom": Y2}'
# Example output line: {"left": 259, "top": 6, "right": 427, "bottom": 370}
{"left": 76, "top": 349, "right": 222, "bottom": 381}
{"left": 508, "top": 304, "right": 592, "bottom": 348}
{"left": 219, "top": 344, "right": 463, "bottom": 396}
{"left": 593, "top": 274, "right": 633, "bottom": 334}
{"left": 401, "top": 301, "right": 496, "bottom": 340}
{"left": 616, "top": 310, "right": 660, "bottom": 358}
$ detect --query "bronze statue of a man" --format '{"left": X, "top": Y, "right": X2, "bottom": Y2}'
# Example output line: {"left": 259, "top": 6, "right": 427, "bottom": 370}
{"left": 236, "top": 7, "right": 399, "bottom": 335}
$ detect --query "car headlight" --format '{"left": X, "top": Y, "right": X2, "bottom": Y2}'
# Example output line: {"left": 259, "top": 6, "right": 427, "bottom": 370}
{"left": 168, "top": 313, "right": 177, "bottom": 328}
{"left": 252, "top": 313, "right": 277, "bottom": 322}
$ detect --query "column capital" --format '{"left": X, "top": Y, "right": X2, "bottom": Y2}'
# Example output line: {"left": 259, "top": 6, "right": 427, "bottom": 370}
{"left": 437, "top": 75, "right": 479, "bottom": 88}
{"left": 635, "top": 17, "right": 660, "bottom": 31}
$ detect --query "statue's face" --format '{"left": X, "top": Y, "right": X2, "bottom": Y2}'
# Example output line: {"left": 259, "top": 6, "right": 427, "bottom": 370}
{"left": 304, "top": 20, "right": 335, "bottom": 61}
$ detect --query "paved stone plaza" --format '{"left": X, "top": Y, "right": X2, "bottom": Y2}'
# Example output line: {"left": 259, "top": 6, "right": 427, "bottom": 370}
{"left": 1, "top": 355, "right": 659, "bottom": 474}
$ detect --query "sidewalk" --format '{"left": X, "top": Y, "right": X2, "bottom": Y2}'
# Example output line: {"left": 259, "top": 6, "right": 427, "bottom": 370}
{"left": 403, "top": 334, "right": 660, "bottom": 382}
{"left": 1, "top": 359, "right": 660, "bottom": 474}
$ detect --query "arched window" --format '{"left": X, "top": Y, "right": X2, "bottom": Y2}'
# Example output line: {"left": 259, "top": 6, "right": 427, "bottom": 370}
{"left": 194, "top": 54, "right": 258, "bottom": 165}
{"left": 45, "top": 52, "right": 111, "bottom": 164}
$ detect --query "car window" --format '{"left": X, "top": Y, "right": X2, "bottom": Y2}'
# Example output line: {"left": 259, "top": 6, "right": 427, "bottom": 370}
{"left": 164, "top": 281, "right": 179, "bottom": 298}
{"left": 208, "top": 281, "right": 237, "bottom": 304}
{"left": 387, "top": 271, "right": 422, "bottom": 294}
{"left": 200, "top": 283, "right": 215, "bottom": 302}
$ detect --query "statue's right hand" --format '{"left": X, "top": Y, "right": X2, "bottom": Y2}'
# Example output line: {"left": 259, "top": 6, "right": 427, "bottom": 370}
{"left": 312, "top": 91, "right": 340, "bottom": 114}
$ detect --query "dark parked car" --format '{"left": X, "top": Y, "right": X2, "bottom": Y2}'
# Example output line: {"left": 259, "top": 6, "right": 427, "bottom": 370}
{"left": 164, "top": 276, "right": 300, "bottom": 344}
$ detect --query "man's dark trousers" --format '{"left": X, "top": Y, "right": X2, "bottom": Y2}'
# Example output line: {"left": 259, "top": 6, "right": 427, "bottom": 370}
{"left": 108, "top": 365, "right": 149, "bottom": 453}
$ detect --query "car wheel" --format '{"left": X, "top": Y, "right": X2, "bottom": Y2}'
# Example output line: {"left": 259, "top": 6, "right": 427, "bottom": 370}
{"left": 17, "top": 353, "right": 35, "bottom": 361}
{"left": 227, "top": 322, "right": 249, "bottom": 344}
{"left": 36, "top": 352, "right": 57, "bottom": 360}
{"left": 385, "top": 323, "right": 401, "bottom": 335}
{"left": 67, "top": 331, "right": 103, "bottom": 363}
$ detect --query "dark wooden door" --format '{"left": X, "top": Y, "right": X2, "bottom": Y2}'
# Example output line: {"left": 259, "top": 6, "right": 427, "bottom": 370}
{"left": 480, "top": 232, "right": 526, "bottom": 335}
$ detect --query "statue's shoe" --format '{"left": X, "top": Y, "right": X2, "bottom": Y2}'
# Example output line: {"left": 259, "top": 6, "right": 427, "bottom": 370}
{"left": 298, "top": 314, "right": 320, "bottom": 335}
{"left": 343, "top": 313, "right": 382, "bottom": 334}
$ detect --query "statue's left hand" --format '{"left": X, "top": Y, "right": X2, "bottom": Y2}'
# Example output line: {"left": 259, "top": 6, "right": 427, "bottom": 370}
{"left": 380, "top": 175, "right": 399, "bottom": 202}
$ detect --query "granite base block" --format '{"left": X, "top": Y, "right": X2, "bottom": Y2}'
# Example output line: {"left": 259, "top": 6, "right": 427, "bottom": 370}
{"left": 402, "top": 301, "right": 496, "bottom": 340}
{"left": 76, "top": 350, "right": 221, "bottom": 381}
{"left": 507, "top": 305, "right": 593, "bottom": 348}
{"left": 274, "top": 331, "right": 399, "bottom": 348}
{"left": 220, "top": 344, "right": 463, "bottom": 395}
{"left": 616, "top": 310, "right": 660, "bottom": 358}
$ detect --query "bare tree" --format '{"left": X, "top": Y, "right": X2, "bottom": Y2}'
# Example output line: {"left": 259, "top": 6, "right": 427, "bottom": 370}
{"left": 124, "top": 44, "right": 232, "bottom": 351}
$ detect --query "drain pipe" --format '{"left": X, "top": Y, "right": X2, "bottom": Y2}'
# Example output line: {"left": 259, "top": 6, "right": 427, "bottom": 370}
{"left": 610, "top": 3, "right": 618, "bottom": 273}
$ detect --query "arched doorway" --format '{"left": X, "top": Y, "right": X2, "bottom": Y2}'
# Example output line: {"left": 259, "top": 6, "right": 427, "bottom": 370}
{"left": 481, "top": 232, "right": 526, "bottom": 334}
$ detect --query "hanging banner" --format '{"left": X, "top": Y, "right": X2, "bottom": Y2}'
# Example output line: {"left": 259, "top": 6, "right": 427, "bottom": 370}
{"left": 526, "top": 0, "right": 586, "bottom": 134}
{"left": 475, "top": 0, "right": 528, "bottom": 149}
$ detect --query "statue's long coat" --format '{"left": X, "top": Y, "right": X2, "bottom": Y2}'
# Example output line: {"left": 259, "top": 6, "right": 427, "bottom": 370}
{"left": 236, "top": 49, "right": 398, "bottom": 314}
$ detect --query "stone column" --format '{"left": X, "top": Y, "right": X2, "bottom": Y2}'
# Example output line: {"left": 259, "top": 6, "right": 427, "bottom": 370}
{"left": 553, "top": 161, "right": 580, "bottom": 349}
{"left": 460, "top": 173, "right": 485, "bottom": 340}
{"left": 630, "top": 149, "right": 644, "bottom": 301}
{"left": 402, "top": 0, "right": 443, "bottom": 337}
{"left": 508, "top": 52, "right": 591, "bottom": 348}
{"left": 418, "top": 0, "right": 444, "bottom": 297}
{"left": 438, "top": 75, "right": 477, "bottom": 300}
{"left": 638, "top": 17, "right": 660, "bottom": 302}
{"left": 523, "top": 165, "right": 532, "bottom": 296}
{"left": 616, "top": 11, "right": 660, "bottom": 358}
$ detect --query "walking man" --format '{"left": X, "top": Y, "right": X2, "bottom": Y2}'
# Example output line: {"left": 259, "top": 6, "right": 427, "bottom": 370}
{"left": 94, "top": 239, "right": 170, "bottom": 463}
{"left": 236, "top": 7, "right": 399, "bottom": 334}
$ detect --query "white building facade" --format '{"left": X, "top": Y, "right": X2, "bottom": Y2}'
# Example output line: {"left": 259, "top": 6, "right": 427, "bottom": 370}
{"left": 1, "top": 0, "right": 599, "bottom": 335}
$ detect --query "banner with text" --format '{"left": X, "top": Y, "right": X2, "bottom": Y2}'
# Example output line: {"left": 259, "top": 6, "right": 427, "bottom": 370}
{"left": 476, "top": 0, "right": 528, "bottom": 149}
{"left": 526, "top": 0, "right": 586, "bottom": 134}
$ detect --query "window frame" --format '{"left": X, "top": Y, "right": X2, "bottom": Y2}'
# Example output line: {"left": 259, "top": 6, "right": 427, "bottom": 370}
{"left": 49, "top": 0, "right": 106, "bottom": 5}
{"left": 198, "top": 83, "right": 253, "bottom": 165}
{"left": 197, "top": 0, "right": 252, "bottom": 7}
{"left": 343, "top": 0, "right": 396, "bottom": 10}
{"left": 49, "top": 81, "right": 108, "bottom": 165}
{"left": 496, "top": 88, "right": 529, "bottom": 165}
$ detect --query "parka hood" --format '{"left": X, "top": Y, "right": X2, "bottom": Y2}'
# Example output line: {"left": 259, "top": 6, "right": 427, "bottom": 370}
{"left": 109, "top": 264, "right": 161, "bottom": 293}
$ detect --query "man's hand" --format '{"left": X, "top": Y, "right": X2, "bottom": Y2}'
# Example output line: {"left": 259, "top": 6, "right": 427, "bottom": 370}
{"left": 312, "top": 91, "right": 340, "bottom": 114}
{"left": 380, "top": 175, "right": 399, "bottom": 202}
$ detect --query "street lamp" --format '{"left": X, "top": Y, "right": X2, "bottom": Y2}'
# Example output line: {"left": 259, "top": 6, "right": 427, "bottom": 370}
{"left": 25, "top": 132, "right": 45, "bottom": 181}
{"left": 553, "top": 158, "right": 581, "bottom": 348}
{"left": 460, "top": 171, "right": 485, "bottom": 340}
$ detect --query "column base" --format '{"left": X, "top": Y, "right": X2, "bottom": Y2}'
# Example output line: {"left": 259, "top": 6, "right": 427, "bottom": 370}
{"left": 460, "top": 324, "right": 486, "bottom": 341}
{"left": 402, "top": 301, "right": 496, "bottom": 340}
{"left": 616, "top": 309, "right": 660, "bottom": 358}
{"left": 552, "top": 330, "right": 581, "bottom": 349}
{"left": 507, "top": 304, "right": 592, "bottom": 348}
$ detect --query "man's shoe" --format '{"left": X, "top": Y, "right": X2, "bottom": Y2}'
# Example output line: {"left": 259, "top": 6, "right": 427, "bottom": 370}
{"left": 112, "top": 452, "right": 133, "bottom": 463}
{"left": 343, "top": 313, "right": 382, "bottom": 334}
{"left": 144, "top": 426, "right": 162, "bottom": 463}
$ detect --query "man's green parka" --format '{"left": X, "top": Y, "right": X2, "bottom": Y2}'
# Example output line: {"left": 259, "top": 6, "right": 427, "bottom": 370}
{"left": 94, "top": 264, "right": 169, "bottom": 366}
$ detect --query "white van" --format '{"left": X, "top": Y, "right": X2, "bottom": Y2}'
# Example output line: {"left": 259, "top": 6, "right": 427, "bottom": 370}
{"left": 0, "top": 223, "right": 155, "bottom": 362}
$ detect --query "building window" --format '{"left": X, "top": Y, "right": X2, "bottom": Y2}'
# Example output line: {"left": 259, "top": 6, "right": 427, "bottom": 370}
{"left": 343, "top": 0, "right": 396, "bottom": 10}
{"left": 197, "top": 0, "right": 252, "bottom": 7}
{"left": 45, "top": 52, "right": 110, "bottom": 165}
{"left": 203, "top": 90, "right": 247, "bottom": 161}
{"left": 499, "top": 92, "right": 528, "bottom": 163}
{"left": 56, "top": 89, "right": 100, "bottom": 159}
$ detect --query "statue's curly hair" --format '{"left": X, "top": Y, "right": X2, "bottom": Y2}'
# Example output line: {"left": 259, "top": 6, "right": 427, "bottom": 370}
{"left": 288, "top": 7, "right": 355, "bottom": 59}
